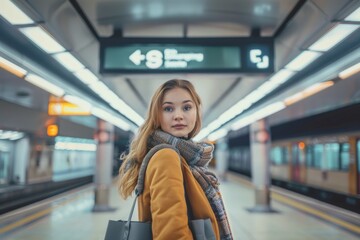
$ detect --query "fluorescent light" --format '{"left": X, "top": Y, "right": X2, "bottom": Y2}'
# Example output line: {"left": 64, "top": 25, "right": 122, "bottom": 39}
{"left": 338, "top": 62, "right": 360, "bottom": 79}
{"left": 200, "top": 69, "right": 294, "bottom": 138}
{"left": 302, "top": 81, "right": 334, "bottom": 96}
{"left": 25, "top": 73, "right": 65, "bottom": 97}
{"left": 345, "top": 7, "right": 360, "bottom": 21}
{"left": 53, "top": 52, "right": 85, "bottom": 72}
{"left": 309, "top": 24, "right": 359, "bottom": 52}
{"left": 55, "top": 142, "right": 97, "bottom": 151}
{"left": 198, "top": 68, "right": 295, "bottom": 140}
{"left": 87, "top": 81, "right": 144, "bottom": 126}
{"left": 88, "top": 81, "right": 112, "bottom": 96}
{"left": 20, "top": 26, "right": 65, "bottom": 54}
{"left": 283, "top": 92, "right": 304, "bottom": 106}
{"left": 231, "top": 102, "right": 285, "bottom": 131}
{"left": 0, "top": 56, "right": 27, "bottom": 77}
{"left": 74, "top": 68, "right": 99, "bottom": 85}
{"left": 208, "top": 129, "right": 228, "bottom": 141}
{"left": 268, "top": 69, "right": 296, "bottom": 85}
{"left": 255, "top": 81, "right": 279, "bottom": 95}
{"left": 91, "top": 107, "right": 131, "bottom": 131}
{"left": 207, "top": 120, "right": 223, "bottom": 133}
{"left": 243, "top": 89, "right": 266, "bottom": 104}
{"left": 0, "top": 0, "right": 34, "bottom": 24}
{"left": 285, "top": 51, "right": 322, "bottom": 71}
{"left": 193, "top": 127, "right": 211, "bottom": 142}
{"left": 110, "top": 101, "right": 145, "bottom": 126}
{"left": 63, "top": 95, "right": 92, "bottom": 111}
{"left": 284, "top": 81, "right": 334, "bottom": 106}
{"left": 217, "top": 101, "right": 249, "bottom": 124}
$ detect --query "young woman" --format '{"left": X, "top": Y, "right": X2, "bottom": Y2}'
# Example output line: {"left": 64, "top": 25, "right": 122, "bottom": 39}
{"left": 118, "top": 79, "right": 233, "bottom": 240}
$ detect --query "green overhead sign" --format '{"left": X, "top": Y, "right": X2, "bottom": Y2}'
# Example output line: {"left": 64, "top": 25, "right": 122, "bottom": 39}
{"left": 100, "top": 39, "right": 273, "bottom": 73}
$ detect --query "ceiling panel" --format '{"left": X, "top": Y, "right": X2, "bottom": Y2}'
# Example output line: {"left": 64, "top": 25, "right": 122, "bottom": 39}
{"left": 1, "top": 0, "right": 358, "bottom": 135}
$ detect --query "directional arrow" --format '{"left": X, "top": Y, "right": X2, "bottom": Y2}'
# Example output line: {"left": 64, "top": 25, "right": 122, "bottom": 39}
{"left": 129, "top": 50, "right": 145, "bottom": 65}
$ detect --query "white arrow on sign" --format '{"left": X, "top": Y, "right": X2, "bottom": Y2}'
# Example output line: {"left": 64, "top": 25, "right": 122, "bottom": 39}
{"left": 129, "top": 50, "right": 145, "bottom": 65}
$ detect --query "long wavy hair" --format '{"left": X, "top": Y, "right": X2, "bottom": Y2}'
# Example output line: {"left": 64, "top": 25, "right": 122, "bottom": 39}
{"left": 118, "top": 79, "right": 202, "bottom": 199}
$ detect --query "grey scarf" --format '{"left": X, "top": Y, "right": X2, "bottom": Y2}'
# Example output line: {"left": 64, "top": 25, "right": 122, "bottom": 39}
{"left": 148, "top": 130, "right": 233, "bottom": 240}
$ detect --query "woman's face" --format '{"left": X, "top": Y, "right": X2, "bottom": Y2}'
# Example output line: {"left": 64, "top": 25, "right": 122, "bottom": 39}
{"left": 159, "top": 87, "right": 197, "bottom": 138}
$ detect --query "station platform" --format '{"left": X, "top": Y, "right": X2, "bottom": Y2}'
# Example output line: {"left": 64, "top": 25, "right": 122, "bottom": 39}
{"left": 0, "top": 173, "right": 359, "bottom": 240}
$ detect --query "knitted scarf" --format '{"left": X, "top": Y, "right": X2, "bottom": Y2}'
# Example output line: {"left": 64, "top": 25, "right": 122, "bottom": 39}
{"left": 148, "top": 130, "right": 233, "bottom": 240}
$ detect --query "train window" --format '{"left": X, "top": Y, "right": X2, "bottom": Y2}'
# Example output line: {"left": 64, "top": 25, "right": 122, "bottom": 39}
{"left": 306, "top": 145, "right": 313, "bottom": 167}
{"left": 292, "top": 144, "right": 300, "bottom": 166}
{"left": 340, "top": 143, "right": 350, "bottom": 171}
{"left": 0, "top": 151, "right": 10, "bottom": 185}
{"left": 283, "top": 147, "right": 289, "bottom": 164}
{"left": 271, "top": 147, "right": 281, "bottom": 165}
{"left": 270, "top": 146, "right": 287, "bottom": 165}
{"left": 313, "top": 144, "right": 323, "bottom": 169}
{"left": 324, "top": 143, "right": 340, "bottom": 170}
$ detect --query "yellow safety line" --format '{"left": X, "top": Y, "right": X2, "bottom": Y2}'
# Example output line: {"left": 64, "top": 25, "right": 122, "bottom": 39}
{"left": 0, "top": 188, "right": 93, "bottom": 235}
{"left": 272, "top": 192, "right": 360, "bottom": 235}
{"left": 0, "top": 208, "right": 52, "bottom": 234}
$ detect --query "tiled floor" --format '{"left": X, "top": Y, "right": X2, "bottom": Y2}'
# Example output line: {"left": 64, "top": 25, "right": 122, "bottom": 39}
{"left": 1, "top": 175, "right": 359, "bottom": 240}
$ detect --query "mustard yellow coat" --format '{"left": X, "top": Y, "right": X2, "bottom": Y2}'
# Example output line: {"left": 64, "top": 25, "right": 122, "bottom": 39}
{"left": 138, "top": 148, "right": 220, "bottom": 240}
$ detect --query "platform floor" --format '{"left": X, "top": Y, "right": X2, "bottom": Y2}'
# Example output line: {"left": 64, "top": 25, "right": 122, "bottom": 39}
{"left": 0, "top": 175, "right": 359, "bottom": 240}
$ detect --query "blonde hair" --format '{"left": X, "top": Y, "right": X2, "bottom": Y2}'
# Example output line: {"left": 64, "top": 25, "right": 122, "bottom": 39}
{"left": 118, "top": 79, "right": 202, "bottom": 199}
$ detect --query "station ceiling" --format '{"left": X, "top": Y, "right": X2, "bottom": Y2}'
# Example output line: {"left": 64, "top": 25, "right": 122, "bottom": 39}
{"left": 0, "top": 0, "right": 359, "bottom": 138}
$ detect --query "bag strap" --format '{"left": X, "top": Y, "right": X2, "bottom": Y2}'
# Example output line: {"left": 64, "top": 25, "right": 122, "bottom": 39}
{"left": 125, "top": 144, "right": 180, "bottom": 222}
{"left": 135, "top": 144, "right": 180, "bottom": 195}
{"left": 122, "top": 145, "right": 180, "bottom": 240}
{"left": 183, "top": 173, "right": 194, "bottom": 221}
{"left": 129, "top": 144, "right": 192, "bottom": 222}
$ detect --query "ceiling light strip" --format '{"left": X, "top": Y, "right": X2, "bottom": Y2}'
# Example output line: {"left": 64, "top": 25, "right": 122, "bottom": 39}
{"left": 284, "top": 81, "right": 334, "bottom": 106}
{"left": 231, "top": 102, "right": 285, "bottom": 131}
{"left": 0, "top": 1, "right": 142, "bottom": 130}
{"left": 53, "top": 52, "right": 85, "bottom": 72}
{"left": 308, "top": 24, "right": 359, "bottom": 52}
{"left": 345, "top": 7, "right": 360, "bottom": 22}
{"left": 20, "top": 26, "right": 66, "bottom": 54}
{"left": 25, "top": 73, "right": 65, "bottom": 97}
{"left": 0, "top": 0, "right": 34, "bottom": 25}
{"left": 285, "top": 51, "right": 322, "bottom": 71}
{"left": 338, "top": 62, "right": 360, "bottom": 79}
{"left": 74, "top": 68, "right": 99, "bottom": 85}
{"left": 91, "top": 107, "right": 131, "bottom": 131}
{"left": 63, "top": 95, "right": 92, "bottom": 111}
{"left": 0, "top": 56, "right": 27, "bottom": 77}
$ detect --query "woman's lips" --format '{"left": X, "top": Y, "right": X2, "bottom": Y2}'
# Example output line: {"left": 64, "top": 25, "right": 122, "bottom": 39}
{"left": 172, "top": 124, "right": 186, "bottom": 129}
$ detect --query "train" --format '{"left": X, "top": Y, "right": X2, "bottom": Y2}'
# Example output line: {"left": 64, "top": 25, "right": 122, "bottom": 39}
{"left": 227, "top": 130, "right": 360, "bottom": 213}
{"left": 0, "top": 126, "right": 129, "bottom": 214}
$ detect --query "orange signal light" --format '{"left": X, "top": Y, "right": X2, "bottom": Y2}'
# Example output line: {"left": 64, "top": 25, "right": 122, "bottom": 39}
{"left": 298, "top": 142, "right": 305, "bottom": 150}
{"left": 47, "top": 124, "right": 58, "bottom": 137}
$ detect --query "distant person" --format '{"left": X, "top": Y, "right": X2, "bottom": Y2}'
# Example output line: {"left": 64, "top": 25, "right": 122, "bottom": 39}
{"left": 118, "top": 79, "right": 233, "bottom": 239}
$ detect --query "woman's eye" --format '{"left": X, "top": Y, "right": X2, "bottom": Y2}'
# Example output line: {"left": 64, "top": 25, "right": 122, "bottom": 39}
{"left": 164, "top": 106, "right": 173, "bottom": 112}
{"left": 184, "top": 105, "right": 192, "bottom": 111}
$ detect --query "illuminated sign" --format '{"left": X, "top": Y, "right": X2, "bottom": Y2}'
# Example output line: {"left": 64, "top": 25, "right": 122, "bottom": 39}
{"left": 48, "top": 97, "right": 91, "bottom": 116}
{"left": 100, "top": 38, "right": 274, "bottom": 73}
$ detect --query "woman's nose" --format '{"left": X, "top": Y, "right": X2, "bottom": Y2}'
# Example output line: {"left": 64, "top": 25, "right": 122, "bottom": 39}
{"left": 174, "top": 109, "right": 183, "bottom": 120}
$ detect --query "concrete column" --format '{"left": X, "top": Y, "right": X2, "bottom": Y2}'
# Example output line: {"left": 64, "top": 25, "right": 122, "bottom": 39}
{"left": 249, "top": 118, "right": 275, "bottom": 212}
{"left": 215, "top": 138, "right": 229, "bottom": 181}
{"left": 93, "top": 119, "right": 116, "bottom": 212}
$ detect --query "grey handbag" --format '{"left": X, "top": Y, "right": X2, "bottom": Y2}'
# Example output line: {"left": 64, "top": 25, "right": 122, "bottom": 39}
{"left": 104, "top": 144, "right": 216, "bottom": 240}
{"left": 104, "top": 192, "right": 151, "bottom": 240}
